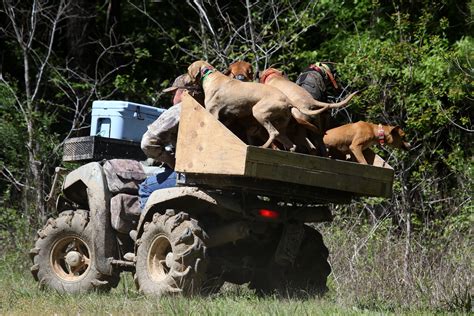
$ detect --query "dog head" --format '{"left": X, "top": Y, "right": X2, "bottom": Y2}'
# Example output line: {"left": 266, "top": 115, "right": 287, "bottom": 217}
{"left": 224, "top": 61, "right": 254, "bottom": 81}
{"left": 310, "top": 62, "right": 339, "bottom": 90}
{"left": 188, "top": 60, "right": 215, "bottom": 84}
{"left": 259, "top": 68, "right": 284, "bottom": 84}
{"left": 386, "top": 126, "right": 411, "bottom": 150}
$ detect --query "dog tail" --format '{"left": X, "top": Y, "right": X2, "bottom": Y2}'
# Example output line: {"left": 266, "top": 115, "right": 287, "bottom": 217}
{"left": 314, "top": 90, "right": 358, "bottom": 109}
{"left": 294, "top": 117, "right": 320, "bottom": 133}
{"left": 294, "top": 91, "right": 357, "bottom": 116}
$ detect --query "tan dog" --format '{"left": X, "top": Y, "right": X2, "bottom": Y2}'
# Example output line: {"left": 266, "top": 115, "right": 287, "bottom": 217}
{"left": 223, "top": 61, "right": 314, "bottom": 151}
{"left": 188, "top": 60, "right": 297, "bottom": 150}
{"left": 260, "top": 68, "right": 357, "bottom": 121}
{"left": 323, "top": 121, "right": 411, "bottom": 164}
{"left": 224, "top": 61, "right": 254, "bottom": 82}
{"left": 259, "top": 68, "right": 357, "bottom": 155}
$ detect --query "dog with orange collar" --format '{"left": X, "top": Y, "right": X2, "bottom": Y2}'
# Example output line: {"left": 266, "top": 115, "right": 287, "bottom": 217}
{"left": 323, "top": 121, "right": 411, "bottom": 164}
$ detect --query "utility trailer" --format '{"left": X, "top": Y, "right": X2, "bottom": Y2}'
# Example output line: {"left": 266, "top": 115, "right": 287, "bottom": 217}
{"left": 175, "top": 93, "right": 393, "bottom": 201}
{"left": 30, "top": 94, "right": 394, "bottom": 297}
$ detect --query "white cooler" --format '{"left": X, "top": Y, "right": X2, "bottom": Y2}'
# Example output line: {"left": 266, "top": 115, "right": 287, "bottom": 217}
{"left": 90, "top": 101, "right": 165, "bottom": 142}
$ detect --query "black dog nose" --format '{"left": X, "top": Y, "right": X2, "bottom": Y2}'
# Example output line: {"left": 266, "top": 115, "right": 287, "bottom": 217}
{"left": 235, "top": 74, "right": 246, "bottom": 81}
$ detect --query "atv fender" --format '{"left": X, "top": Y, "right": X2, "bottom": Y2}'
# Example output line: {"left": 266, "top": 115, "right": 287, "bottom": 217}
{"left": 136, "top": 186, "right": 242, "bottom": 240}
{"left": 62, "top": 162, "right": 116, "bottom": 276}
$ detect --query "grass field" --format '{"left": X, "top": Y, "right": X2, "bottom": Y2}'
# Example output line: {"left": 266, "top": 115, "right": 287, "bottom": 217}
{"left": 0, "top": 265, "right": 417, "bottom": 316}
{"left": 0, "top": 260, "right": 370, "bottom": 316}
{"left": 0, "top": 217, "right": 474, "bottom": 315}
{"left": 0, "top": 223, "right": 471, "bottom": 315}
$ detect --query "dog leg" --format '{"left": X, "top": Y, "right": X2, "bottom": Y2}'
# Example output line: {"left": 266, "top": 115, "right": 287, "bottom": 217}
{"left": 349, "top": 144, "right": 368, "bottom": 164}
{"left": 257, "top": 121, "right": 295, "bottom": 151}
{"left": 276, "top": 134, "right": 297, "bottom": 152}
{"left": 256, "top": 119, "right": 279, "bottom": 148}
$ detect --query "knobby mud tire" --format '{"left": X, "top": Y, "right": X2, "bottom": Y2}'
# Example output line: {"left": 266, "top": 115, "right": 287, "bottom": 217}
{"left": 134, "top": 210, "right": 208, "bottom": 297}
{"left": 30, "top": 210, "right": 119, "bottom": 293}
{"left": 251, "top": 225, "right": 331, "bottom": 297}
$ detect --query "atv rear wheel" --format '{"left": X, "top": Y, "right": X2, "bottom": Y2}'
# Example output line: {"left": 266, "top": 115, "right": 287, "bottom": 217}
{"left": 30, "top": 210, "right": 119, "bottom": 293}
{"left": 135, "top": 210, "right": 208, "bottom": 297}
{"left": 250, "top": 225, "right": 331, "bottom": 296}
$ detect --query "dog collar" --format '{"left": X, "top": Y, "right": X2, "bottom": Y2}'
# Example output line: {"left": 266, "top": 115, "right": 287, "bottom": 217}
{"left": 309, "top": 63, "right": 339, "bottom": 90}
{"left": 378, "top": 124, "right": 385, "bottom": 145}
{"left": 201, "top": 67, "right": 215, "bottom": 82}
{"left": 259, "top": 68, "right": 282, "bottom": 84}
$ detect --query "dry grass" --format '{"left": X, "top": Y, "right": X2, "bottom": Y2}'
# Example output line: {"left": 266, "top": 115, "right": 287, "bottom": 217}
{"left": 0, "top": 217, "right": 472, "bottom": 315}
{"left": 318, "top": 219, "right": 472, "bottom": 313}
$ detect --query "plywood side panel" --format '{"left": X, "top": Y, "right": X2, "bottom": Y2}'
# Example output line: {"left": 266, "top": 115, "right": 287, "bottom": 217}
{"left": 245, "top": 146, "right": 394, "bottom": 182}
{"left": 175, "top": 94, "right": 247, "bottom": 175}
{"left": 244, "top": 146, "right": 393, "bottom": 197}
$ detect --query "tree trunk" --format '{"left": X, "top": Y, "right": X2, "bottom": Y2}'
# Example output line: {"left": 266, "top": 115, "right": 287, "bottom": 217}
{"left": 23, "top": 48, "right": 45, "bottom": 222}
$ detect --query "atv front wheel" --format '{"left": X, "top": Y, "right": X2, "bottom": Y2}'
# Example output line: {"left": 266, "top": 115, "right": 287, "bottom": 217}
{"left": 30, "top": 210, "right": 119, "bottom": 293}
{"left": 135, "top": 210, "right": 208, "bottom": 297}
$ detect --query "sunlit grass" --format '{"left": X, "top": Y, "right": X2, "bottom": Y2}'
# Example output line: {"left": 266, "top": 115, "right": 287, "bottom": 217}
{"left": 0, "top": 270, "right": 356, "bottom": 316}
{"left": 1, "top": 226, "right": 470, "bottom": 315}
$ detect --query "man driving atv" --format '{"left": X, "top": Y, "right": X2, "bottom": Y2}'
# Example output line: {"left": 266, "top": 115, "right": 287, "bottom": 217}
{"left": 139, "top": 74, "right": 204, "bottom": 208}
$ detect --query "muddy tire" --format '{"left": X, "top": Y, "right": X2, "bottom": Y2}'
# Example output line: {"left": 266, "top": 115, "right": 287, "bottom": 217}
{"left": 135, "top": 210, "right": 208, "bottom": 297}
{"left": 251, "top": 225, "right": 331, "bottom": 296}
{"left": 30, "top": 210, "right": 119, "bottom": 293}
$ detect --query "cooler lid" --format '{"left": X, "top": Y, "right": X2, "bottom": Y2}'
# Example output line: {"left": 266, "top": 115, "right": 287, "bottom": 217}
{"left": 92, "top": 100, "right": 166, "bottom": 116}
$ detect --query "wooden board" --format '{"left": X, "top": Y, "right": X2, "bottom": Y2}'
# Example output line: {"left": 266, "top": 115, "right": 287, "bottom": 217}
{"left": 175, "top": 93, "right": 247, "bottom": 175}
{"left": 244, "top": 146, "right": 393, "bottom": 197}
{"left": 175, "top": 94, "right": 394, "bottom": 199}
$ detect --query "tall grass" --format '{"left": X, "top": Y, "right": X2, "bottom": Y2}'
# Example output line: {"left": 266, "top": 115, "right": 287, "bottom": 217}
{"left": 0, "top": 214, "right": 471, "bottom": 314}
{"left": 318, "top": 218, "right": 472, "bottom": 313}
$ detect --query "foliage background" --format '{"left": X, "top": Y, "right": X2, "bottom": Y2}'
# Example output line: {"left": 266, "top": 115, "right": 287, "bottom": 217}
{"left": 0, "top": 0, "right": 472, "bottom": 312}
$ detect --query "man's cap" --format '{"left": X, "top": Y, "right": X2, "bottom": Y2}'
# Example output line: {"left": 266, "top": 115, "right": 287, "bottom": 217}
{"left": 162, "top": 74, "right": 196, "bottom": 93}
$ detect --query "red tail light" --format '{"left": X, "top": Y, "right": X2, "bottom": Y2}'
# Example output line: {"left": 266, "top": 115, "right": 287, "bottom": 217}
{"left": 259, "top": 209, "right": 279, "bottom": 219}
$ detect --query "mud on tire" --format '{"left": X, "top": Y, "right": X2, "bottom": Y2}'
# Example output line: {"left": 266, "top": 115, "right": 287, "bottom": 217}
{"left": 135, "top": 210, "right": 208, "bottom": 297}
{"left": 30, "top": 210, "right": 119, "bottom": 293}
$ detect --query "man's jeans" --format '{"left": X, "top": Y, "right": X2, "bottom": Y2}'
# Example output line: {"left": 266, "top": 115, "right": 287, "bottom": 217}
{"left": 139, "top": 166, "right": 177, "bottom": 209}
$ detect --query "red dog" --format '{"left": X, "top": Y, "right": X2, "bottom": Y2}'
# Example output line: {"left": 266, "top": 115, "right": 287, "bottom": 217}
{"left": 323, "top": 121, "right": 411, "bottom": 164}
{"left": 224, "top": 61, "right": 254, "bottom": 82}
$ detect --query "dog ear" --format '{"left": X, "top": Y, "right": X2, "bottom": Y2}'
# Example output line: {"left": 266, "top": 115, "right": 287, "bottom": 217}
{"left": 247, "top": 65, "right": 255, "bottom": 80}
{"left": 248, "top": 71, "right": 254, "bottom": 80}
{"left": 390, "top": 126, "right": 404, "bottom": 137}
{"left": 188, "top": 62, "right": 202, "bottom": 81}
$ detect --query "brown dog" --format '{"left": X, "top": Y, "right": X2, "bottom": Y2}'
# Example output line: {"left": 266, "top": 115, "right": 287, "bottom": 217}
{"left": 323, "top": 121, "right": 411, "bottom": 164}
{"left": 224, "top": 61, "right": 254, "bottom": 82}
{"left": 260, "top": 68, "right": 357, "bottom": 155}
{"left": 188, "top": 60, "right": 297, "bottom": 150}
